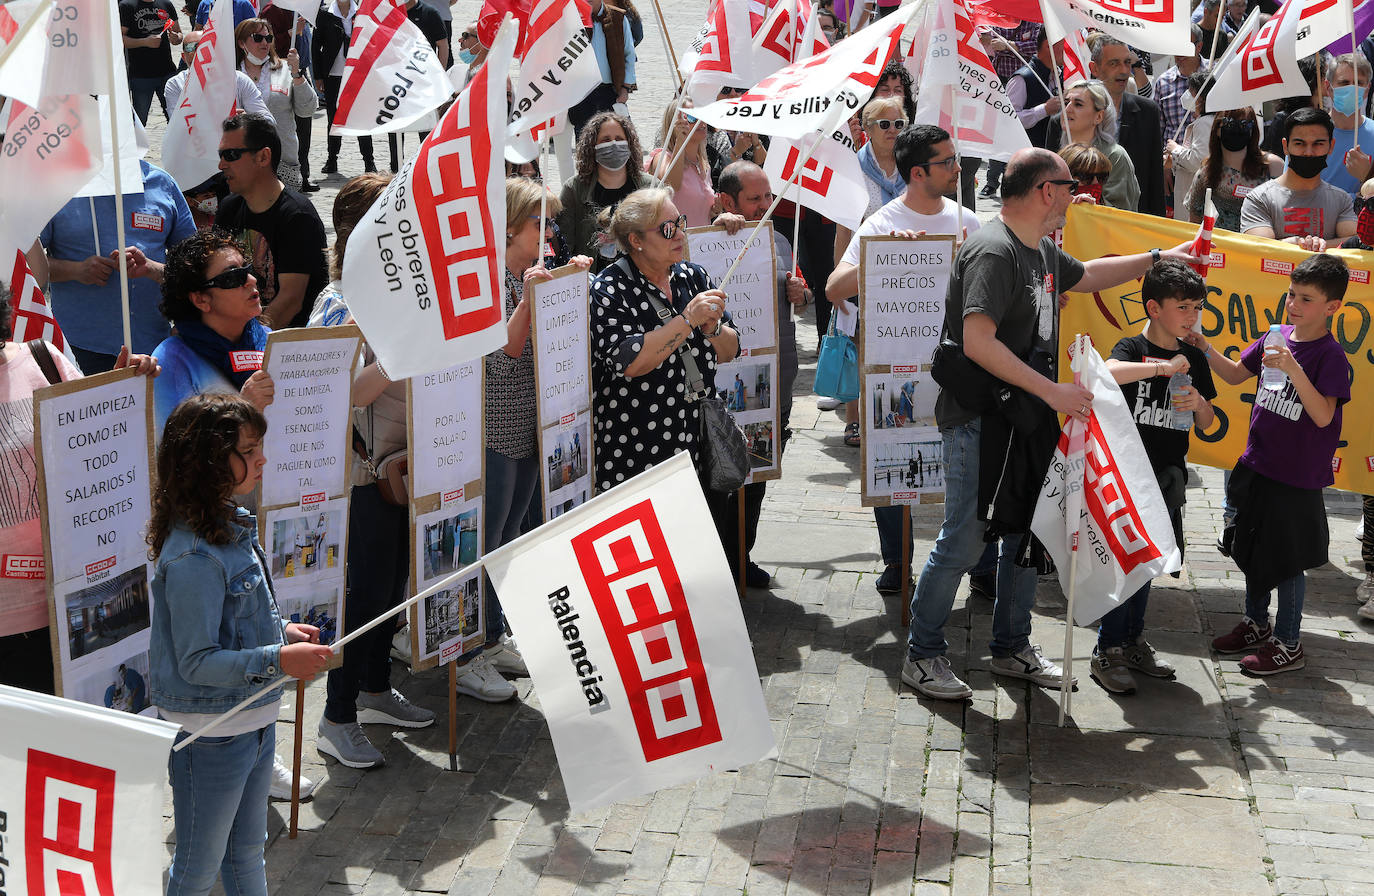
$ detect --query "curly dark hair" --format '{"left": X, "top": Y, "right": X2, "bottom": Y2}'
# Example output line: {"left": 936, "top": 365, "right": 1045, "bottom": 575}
{"left": 867, "top": 60, "right": 915, "bottom": 121}
{"left": 573, "top": 111, "right": 644, "bottom": 182}
{"left": 160, "top": 227, "right": 244, "bottom": 323}
{"left": 148, "top": 392, "right": 267, "bottom": 558}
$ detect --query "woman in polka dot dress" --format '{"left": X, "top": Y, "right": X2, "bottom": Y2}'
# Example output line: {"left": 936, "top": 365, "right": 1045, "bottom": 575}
{"left": 589, "top": 188, "right": 740, "bottom": 504}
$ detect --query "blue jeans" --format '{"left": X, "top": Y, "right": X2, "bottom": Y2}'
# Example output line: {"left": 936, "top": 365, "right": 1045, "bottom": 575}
{"left": 879, "top": 508, "right": 994, "bottom": 572}
{"left": 480, "top": 449, "right": 540, "bottom": 648}
{"left": 907, "top": 419, "right": 1039, "bottom": 660}
{"left": 1244, "top": 572, "right": 1306, "bottom": 646}
{"left": 1098, "top": 581, "right": 1150, "bottom": 650}
{"left": 128, "top": 76, "right": 168, "bottom": 125}
{"left": 167, "top": 723, "right": 274, "bottom": 896}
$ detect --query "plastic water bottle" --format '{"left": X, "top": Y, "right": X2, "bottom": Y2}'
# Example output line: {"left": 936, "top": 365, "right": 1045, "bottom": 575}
{"left": 1168, "top": 370, "right": 1193, "bottom": 430}
{"left": 1260, "top": 324, "right": 1288, "bottom": 392}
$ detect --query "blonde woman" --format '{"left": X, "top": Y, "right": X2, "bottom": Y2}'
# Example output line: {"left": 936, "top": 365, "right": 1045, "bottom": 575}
{"left": 234, "top": 18, "right": 316, "bottom": 190}
{"left": 1060, "top": 79, "right": 1139, "bottom": 212}
{"left": 647, "top": 97, "right": 715, "bottom": 225}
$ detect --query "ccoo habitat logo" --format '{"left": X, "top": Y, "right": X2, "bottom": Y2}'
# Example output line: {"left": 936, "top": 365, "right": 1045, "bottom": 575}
{"left": 570, "top": 501, "right": 722, "bottom": 762}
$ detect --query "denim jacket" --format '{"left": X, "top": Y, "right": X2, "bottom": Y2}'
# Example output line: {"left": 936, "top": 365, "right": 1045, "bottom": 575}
{"left": 150, "top": 508, "right": 288, "bottom": 714}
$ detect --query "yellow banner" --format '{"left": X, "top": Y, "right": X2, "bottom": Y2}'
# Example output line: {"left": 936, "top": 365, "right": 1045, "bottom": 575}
{"left": 1061, "top": 204, "right": 1374, "bottom": 494}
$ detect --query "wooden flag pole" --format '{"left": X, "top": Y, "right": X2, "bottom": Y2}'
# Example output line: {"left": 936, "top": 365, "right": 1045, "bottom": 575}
{"left": 900, "top": 505, "right": 912, "bottom": 628}
{"left": 289, "top": 680, "right": 305, "bottom": 838}
{"left": 647, "top": 0, "right": 683, "bottom": 87}
{"left": 448, "top": 660, "right": 458, "bottom": 771}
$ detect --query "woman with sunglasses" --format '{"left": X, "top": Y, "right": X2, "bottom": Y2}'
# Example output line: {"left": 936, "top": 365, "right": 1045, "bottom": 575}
{"left": 152, "top": 229, "right": 276, "bottom": 441}
{"left": 649, "top": 97, "right": 716, "bottom": 226}
{"left": 589, "top": 188, "right": 740, "bottom": 534}
{"left": 234, "top": 18, "right": 317, "bottom": 191}
{"left": 1058, "top": 143, "right": 1114, "bottom": 206}
{"left": 1186, "top": 107, "right": 1283, "bottom": 232}
{"left": 1060, "top": 79, "right": 1140, "bottom": 212}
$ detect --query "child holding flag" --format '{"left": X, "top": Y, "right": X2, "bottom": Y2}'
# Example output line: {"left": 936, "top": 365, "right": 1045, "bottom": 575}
{"left": 1189, "top": 253, "right": 1353, "bottom": 675}
{"left": 1092, "top": 260, "right": 1217, "bottom": 695}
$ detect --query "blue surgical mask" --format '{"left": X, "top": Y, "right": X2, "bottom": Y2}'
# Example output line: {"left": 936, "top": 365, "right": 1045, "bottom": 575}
{"left": 458, "top": 48, "right": 476, "bottom": 64}
{"left": 1332, "top": 84, "right": 1367, "bottom": 117}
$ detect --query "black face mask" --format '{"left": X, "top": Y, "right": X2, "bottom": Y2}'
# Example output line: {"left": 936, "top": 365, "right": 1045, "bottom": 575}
{"left": 1288, "top": 153, "right": 1328, "bottom": 178}
{"left": 1218, "top": 121, "right": 1253, "bottom": 152}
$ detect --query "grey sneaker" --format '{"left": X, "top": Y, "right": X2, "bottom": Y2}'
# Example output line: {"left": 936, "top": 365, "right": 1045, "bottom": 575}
{"left": 317, "top": 719, "right": 385, "bottom": 769}
{"left": 357, "top": 688, "right": 435, "bottom": 729}
{"left": 1358, "top": 570, "right": 1374, "bottom": 605}
{"left": 269, "top": 756, "right": 316, "bottom": 800}
{"left": 1359, "top": 595, "right": 1374, "bottom": 621}
{"left": 990, "top": 644, "right": 1076, "bottom": 689}
{"left": 1090, "top": 647, "right": 1136, "bottom": 695}
{"left": 1123, "top": 638, "right": 1175, "bottom": 678}
{"left": 900, "top": 655, "right": 973, "bottom": 700}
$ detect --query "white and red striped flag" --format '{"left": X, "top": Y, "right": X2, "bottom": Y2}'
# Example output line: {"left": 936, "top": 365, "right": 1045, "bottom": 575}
{"left": 506, "top": 0, "right": 597, "bottom": 160}
{"left": 1039, "top": 0, "right": 1193, "bottom": 55}
{"left": 1059, "top": 27, "right": 1090, "bottom": 86}
{"left": 8, "top": 250, "right": 80, "bottom": 369}
{"left": 162, "top": 0, "right": 237, "bottom": 188}
{"left": 331, "top": 0, "right": 453, "bottom": 136}
{"left": 1189, "top": 187, "right": 1217, "bottom": 278}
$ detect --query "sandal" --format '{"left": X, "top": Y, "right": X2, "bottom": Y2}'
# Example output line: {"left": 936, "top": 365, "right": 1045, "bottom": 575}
{"left": 843, "top": 422, "right": 861, "bottom": 447}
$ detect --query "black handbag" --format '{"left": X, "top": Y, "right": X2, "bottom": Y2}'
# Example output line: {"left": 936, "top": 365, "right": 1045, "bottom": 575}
{"left": 931, "top": 334, "right": 1002, "bottom": 414}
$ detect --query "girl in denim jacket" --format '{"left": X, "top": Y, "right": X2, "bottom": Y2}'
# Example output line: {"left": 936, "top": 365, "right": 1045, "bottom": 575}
{"left": 148, "top": 393, "right": 332, "bottom": 896}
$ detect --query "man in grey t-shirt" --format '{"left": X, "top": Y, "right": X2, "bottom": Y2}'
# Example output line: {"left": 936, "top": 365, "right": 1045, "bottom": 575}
{"left": 1240, "top": 107, "right": 1357, "bottom": 252}
{"left": 901, "top": 148, "right": 1201, "bottom": 701}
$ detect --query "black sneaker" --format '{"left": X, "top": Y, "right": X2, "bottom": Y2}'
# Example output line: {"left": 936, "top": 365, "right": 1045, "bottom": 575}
{"left": 977, "top": 184, "right": 998, "bottom": 199}
{"left": 320, "top": 156, "right": 338, "bottom": 175}
{"left": 300, "top": 180, "right": 321, "bottom": 193}
{"left": 875, "top": 563, "right": 910, "bottom": 595}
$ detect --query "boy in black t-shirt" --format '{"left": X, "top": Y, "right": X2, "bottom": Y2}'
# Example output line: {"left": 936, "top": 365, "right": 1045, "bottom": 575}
{"left": 1091, "top": 260, "right": 1217, "bottom": 695}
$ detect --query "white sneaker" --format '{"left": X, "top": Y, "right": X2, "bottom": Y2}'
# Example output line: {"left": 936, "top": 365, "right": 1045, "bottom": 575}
{"left": 486, "top": 634, "right": 528, "bottom": 676}
{"left": 390, "top": 626, "right": 413, "bottom": 665}
{"left": 454, "top": 655, "right": 517, "bottom": 702}
{"left": 900, "top": 655, "right": 972, "bottom": 700}
{"left": 269, "top": 756, "right": 317, "bottom": 800}
{"left": 990, "top": 644, "right": 1076, "bottom": 689}
{"left": 1358, "top": 516, "right": 1365, "bottom": 541}
{"left": 816, "top": 396, "right": 842, "bottom": 410}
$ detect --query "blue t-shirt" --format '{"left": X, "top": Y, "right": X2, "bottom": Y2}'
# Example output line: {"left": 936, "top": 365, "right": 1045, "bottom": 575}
{"left": 1238, "top": 326, "right": 1351, "bottom": 490}
{"left": 41, "top": 161, "right": 196, "bottom": 355}
{"left": 1322, "top": 120, "right": 1374, "bottom": 196}
{"left": 194, "top": 0, "right": 257, "bottom": 27}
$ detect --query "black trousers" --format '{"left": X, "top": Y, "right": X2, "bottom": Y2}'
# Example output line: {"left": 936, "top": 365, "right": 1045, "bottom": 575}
{"left": 322, "top": 74, "right": 375, "bottom": 164}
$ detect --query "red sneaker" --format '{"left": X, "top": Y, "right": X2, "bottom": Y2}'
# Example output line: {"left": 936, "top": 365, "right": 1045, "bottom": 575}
{"left": 1211, "top": 617, "right": 1273, "bottom": 655}
{"left": 1240, "top": 639, "right": 1305, "bottom": 676}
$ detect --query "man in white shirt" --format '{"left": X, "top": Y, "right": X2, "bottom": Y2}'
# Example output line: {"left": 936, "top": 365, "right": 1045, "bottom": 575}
{"left": 826, "top": 125, "right": 983, "bottom": 596}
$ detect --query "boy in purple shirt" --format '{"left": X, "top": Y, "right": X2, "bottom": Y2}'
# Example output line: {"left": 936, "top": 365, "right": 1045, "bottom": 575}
{"left": 1190, "top": 253, "right": 1353, "bottom": 675}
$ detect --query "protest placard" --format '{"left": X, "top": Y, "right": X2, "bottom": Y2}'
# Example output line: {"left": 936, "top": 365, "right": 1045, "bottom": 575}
{"left": 857, "top": 234, "right": 955, "bottom": 507}
{"left": 0, "top": 684, "right": 178, "bottom": 895}
{"left": 259, "top": 326, "right": 362, "bottom": 509}
{"left": 405, "top": 359, "right": 485, "bottom": 668}
{"left": 530, "top": 264, "right": 593, "bottom": 520}
{"left": 686, "top": 224, "right": 781, "bottom": 484}
{"left": 33, "top": 369, "right": 156, "bottom": 711}
{"left": 484, "top": 452, "right": 775, "bottom": 813}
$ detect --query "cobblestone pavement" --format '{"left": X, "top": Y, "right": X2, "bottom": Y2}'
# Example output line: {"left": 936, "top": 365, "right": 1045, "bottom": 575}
{"left": 132, "top": 2, "right": 1374, "bottom": 894}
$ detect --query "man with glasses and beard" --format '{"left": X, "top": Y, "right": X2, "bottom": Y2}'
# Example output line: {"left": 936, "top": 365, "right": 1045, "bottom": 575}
{"left": 899, "top": 147, "right": 1198, "bottom": 701}
{"left": 213, "top": 113, "right": 328, "bottom": 330}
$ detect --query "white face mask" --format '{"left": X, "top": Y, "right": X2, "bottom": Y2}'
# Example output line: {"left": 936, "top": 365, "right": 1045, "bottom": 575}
{"left": 1180, "top": 91, "right": 1195, "bottom": 113}
{"left": 246, "top": 51, "right": 269, "bottom": 66}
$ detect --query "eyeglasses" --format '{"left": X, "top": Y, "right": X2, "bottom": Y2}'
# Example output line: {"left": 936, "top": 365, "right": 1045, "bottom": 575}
{"left": 183, "top": 41, "right": 198, "bottom": 53}
{"left": 653, "top": 214, "right": 689, "bottom": 240}
{"left": 1079, "top": 170, "right": 1110, "bottom": 184}
{"left": 199, "top": 263, "right": 256, "bottom": 291}
{"left": 249, "top": 32, "right": 273, "bottom": 43}
{"left": 918, "top": 156, "right": 959, "bottom": 171}
{"left": 867, "top": 118, "right": 907, "bottom": 131}
{"left": 217, "top": 146, "right": 259, "bottom": 162}
{"left": 1040, "top": 178, "right": 1080, "bottom": 193}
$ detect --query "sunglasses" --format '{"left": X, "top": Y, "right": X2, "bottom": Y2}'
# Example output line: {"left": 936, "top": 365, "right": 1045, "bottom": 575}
{"left": 1079, "top": 171, "right": 1110, "bottom": 184}
{"left": 249, "top": 32, "right": 273, "bottom": 43}
{"left": 199, "top": 263, "right": 256, "bottom": 291}
{"left": 1041, "top": 178, "right": 1080, "bottom": 193}
{"left": 654, "top": 214, "right": 689, "bottom": 240}
{"left": 867, "top": 118, "right": 907, "bottom": 131}
{"left": 718, "top": 86, "right": 746, "bottom": 96}
{"left": 217, "top": 146, "right": 260, "bottom": 162}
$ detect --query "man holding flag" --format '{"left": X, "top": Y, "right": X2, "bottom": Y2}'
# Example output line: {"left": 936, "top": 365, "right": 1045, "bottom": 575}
{"left": 901, "top": 147, "right": 1199, "bottom": 700}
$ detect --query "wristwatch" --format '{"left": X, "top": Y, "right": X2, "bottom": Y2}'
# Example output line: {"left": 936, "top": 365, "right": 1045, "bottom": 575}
{"left": 1150, "top": 248, "right": 1161, "bottom": 265}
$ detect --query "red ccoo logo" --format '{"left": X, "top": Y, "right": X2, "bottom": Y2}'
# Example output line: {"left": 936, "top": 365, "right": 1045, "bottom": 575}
{"left": 571, "top": 500, "right": 722, "bottom": 763}
{"left": 25, "top": 750, "right": 117, "bottom": 896}
{"left": 1082, "top": 416, "right": 1164, "bottom": 571}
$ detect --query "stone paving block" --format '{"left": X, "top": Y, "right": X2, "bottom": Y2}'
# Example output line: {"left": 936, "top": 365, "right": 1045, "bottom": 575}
{"left": 1031, "top": 856, "right": 1272, "bottom": 895}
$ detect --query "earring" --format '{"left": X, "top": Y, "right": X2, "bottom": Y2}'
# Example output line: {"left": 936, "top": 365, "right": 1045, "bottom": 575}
{"left": 506, "top": 232, "right": 514, "bottom": 239}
